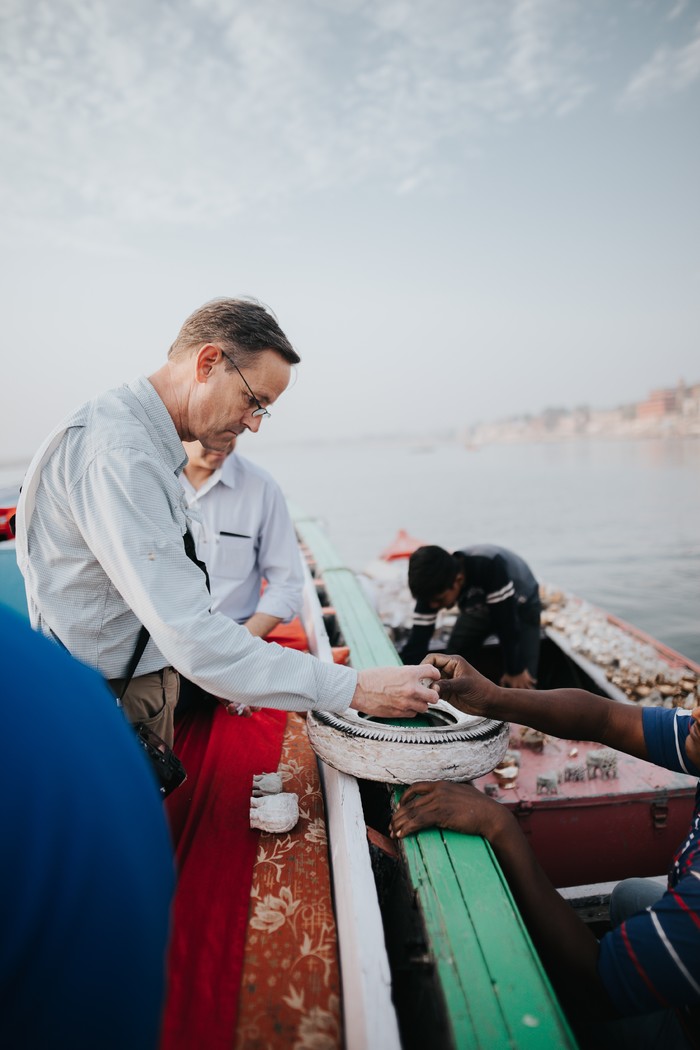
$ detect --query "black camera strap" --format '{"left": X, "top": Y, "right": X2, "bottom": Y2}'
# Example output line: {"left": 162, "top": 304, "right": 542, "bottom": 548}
{"left": 116, "top": 625, "right": 151, "bottom": 707}
{"left": 114, "top": 526, "right": 207, "bottom": 704}
{"left": 49, "top": 622, "right": 149, "bottom": 709}
{"left": 49, "top": 527, "right": 206, "bottom": 704}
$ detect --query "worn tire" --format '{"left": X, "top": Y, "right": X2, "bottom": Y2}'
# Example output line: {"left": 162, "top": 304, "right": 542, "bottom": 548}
{"left": 306, "top": 700, "right": 509, "bottom": 784}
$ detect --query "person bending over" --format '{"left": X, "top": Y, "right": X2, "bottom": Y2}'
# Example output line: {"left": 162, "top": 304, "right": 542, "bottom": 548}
{"left": 15, "top": 298, "right": 439, "bottom": 749}
{"left": 400, "top": 544, "right": 541, "bottom": 689}
{"left": 391, "top": 653, "right": 700, "bottom": 1049}
{"left": 180, "top": 436, "right": 302, "bottom": 641}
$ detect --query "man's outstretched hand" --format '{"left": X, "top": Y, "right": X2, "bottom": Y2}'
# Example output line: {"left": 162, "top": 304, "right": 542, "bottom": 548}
{"left": 350, "top": 664, "right": 440, "bottom": 718}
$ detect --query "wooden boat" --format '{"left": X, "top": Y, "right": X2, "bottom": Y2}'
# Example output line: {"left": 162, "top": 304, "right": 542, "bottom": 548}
{"left": 355, "top": 531, "right": 698, "bottom": 889}
{"left": 292, "top": 518, "right": 699, "bottom": 1048}
{"left": 0, "top": 529, "right": 577, "bottom": 1048}
{"left": 4, "top": 517, "right": 697, "bottom": 1049}
{"left": 292, "top": 512, "right": 578, "bottom": 1049}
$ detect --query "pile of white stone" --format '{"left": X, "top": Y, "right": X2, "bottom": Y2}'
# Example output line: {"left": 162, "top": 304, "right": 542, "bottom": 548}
{"left": 541, "top": 587, "right": 699, "bottom": 709}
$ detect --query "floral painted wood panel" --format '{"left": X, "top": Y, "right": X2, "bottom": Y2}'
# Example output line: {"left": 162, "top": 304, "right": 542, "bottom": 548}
{"left": 235, "top": 712, "right": 342, "bottom": 1049}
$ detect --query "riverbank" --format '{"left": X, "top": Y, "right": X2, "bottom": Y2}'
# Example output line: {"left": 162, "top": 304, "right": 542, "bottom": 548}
{"left": 464, "top": 379, "right": 700, "bottom": 447}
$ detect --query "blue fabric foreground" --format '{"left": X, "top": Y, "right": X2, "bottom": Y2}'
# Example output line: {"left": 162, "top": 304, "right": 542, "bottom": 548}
{"left": 0, "top": 604, "right": 175, "bottom": 1050}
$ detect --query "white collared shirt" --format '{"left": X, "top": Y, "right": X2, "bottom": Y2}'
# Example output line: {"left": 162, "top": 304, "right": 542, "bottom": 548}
{"left": 180, "top": 452, "right": 303, "bottom": 625}
{"left": 15, "top": 377, "right": 356, "bottom": 712}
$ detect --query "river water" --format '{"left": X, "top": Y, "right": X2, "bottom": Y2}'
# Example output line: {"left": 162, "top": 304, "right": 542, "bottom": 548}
{"left": 4, "top": 436, "right": 698, "bottom": 662}
{"left": 244, "top": 436, "right": 700, "bottom": 664}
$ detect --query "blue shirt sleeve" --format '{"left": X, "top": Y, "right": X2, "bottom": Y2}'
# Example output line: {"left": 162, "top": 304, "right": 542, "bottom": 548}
{"left": 642, "top": 706, "right": 700, "bottom": 777}
{"left": 598, "top": 705, "right": 700, "bottom": 1017}
{"left": 598, "top": 865, "right": 700, "bottom": 1016}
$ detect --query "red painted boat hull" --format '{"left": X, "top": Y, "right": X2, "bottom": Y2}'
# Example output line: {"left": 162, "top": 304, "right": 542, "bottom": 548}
{"left": 474, "top": 729, "right": 696, "bottom": 887}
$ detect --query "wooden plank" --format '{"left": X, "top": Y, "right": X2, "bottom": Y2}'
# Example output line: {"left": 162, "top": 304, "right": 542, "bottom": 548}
{"left": 322, "top": 568, "right": 401, "bottom": 668}
{"left": 446, "top": 832, "right": 577, "bottom": 1048}
{"left": 299, "top": 554, "right": 334, "bottom": 664}
{"left": 400, "top": 829, "right": 485, "bottom": 1047}
{"left": 292, "top": 508, "right": 579, "bottom": 1050}
{"left": 399, "top": 817, "right": 577, "bottom": 1049}
{"left": 298, "top": 547, "right": 402, "bottom": 1050}
{"left": 319, "top": 764, "right": 402, "bottom": 1050}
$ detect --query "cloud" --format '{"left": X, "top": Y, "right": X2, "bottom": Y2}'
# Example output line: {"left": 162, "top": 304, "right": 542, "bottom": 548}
{"left": 617, "top": 17, "right": 700, "bottom": 109}
{"left": 667, "top": 0, "right": 689, "bottom": 21}
{"left": 1, "top": 0, "right": 680, "bottom": 236}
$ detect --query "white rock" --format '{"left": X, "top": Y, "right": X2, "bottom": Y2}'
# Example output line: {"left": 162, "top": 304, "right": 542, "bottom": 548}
{"left": 252, "top": 772, "right": 283, "bottom": 796}
{"left": 249, "top": 792, "right": 299, "bottom": 833}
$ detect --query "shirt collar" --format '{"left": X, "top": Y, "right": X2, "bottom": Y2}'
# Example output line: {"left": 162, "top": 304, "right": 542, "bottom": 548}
{"left": 182, "top": 466, "right": 225, "bottom": 502}
{"left": 126, "top": 376, "right": 188, "bottom": 476}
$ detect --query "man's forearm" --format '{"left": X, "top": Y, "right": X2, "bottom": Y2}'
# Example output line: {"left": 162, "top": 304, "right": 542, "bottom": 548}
{"left": 244, "top": 612, "right": 282, "bottom": 639}
{"left": 486, "top": 686, "right": 646, "bottom": 758}
{"left": 489, "top": 816, "right": 612, "bottom": 1020}
{"left": 489, "top": 686, "right": 611, "bottom": 738}
{"left": 430, "top": 656, "right": 648, "bottom": 760}
{"left": 391, "top": 779, "right": 613, "bottom": 1023}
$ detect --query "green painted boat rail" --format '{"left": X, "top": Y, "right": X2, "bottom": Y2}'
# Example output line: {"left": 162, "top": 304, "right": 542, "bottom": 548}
{"left": 292, "top": 507, "right": 578, "bottom": 1049}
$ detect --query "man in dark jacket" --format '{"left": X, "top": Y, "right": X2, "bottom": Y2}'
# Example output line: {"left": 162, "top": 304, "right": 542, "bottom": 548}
{"left": 400, "top": 544, "right": 541, "bottom": 688}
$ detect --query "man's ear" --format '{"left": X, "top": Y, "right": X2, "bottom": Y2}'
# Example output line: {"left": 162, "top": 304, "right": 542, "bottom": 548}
{"left": 454, "top": 571, "right": 465, "bottom": 589}
{"left": 194, "top": 344, "right": 222, "bottom": 383}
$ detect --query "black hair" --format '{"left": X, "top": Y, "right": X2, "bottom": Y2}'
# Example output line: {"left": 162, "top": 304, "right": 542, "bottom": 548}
{"left": 407, "top": 545, "right": 460, "bottom": 602}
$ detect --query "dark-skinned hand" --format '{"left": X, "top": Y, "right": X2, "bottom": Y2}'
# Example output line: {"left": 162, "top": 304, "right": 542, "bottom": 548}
{"left": 390, "top": 780, "right": 512, "bottom": 842}
{"left": 421, "top": 653, "right": 500, "bottom": 716}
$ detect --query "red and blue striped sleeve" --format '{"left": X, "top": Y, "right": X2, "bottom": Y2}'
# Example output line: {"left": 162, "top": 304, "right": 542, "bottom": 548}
{"left": 598, "top": 863, "right": 700, "bottom": 1014}
{"left": 598, "top": 707, "right": 700, "bottom": 1015}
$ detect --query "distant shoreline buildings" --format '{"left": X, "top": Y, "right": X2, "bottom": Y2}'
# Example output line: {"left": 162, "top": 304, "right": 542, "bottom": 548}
{"left": 464, "top": 379, "right": 700, "bottom": 447}
{"left": 2, "top": 380, "right": 699, "bottom": 473}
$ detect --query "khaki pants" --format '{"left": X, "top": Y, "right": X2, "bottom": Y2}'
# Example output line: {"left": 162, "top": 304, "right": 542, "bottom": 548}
{"left": 108, "top": 667, "right": 180, "bottom": 749}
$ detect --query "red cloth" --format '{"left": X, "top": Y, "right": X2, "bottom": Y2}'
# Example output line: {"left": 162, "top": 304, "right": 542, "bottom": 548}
{"left": 161, "top": 703, "right": 287, "bottom": 1050}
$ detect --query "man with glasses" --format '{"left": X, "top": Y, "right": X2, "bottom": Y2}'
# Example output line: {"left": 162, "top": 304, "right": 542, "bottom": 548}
{"left": 16, "top": 298, "right": 439, "bottom": 747}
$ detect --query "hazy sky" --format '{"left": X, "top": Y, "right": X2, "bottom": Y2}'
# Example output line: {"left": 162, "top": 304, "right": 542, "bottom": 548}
{"left": 1, "top": 0, "right": 699, "bottom": 458}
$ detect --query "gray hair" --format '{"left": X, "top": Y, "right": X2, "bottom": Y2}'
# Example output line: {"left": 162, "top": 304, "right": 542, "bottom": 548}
{"left": 168, "top": 297, "right": 300, "bottom": 367}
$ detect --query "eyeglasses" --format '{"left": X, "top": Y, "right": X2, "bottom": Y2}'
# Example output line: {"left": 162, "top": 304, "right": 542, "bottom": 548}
{"left": 219, "top": 348, "right": 271, "bottom": 419}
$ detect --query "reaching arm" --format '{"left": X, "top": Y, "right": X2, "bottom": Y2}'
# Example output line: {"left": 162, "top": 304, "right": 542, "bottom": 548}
{"left": 244, "top": 612, "right": 283, "bottom": 639}
{"left": 349, "top": 664, "right": 441, "bottom": 718}
{"left": 425, "top": 653, "right": 648, "bottom": 759}
{"left": 390, "top": 781, "right": 615, "bottom": 1022}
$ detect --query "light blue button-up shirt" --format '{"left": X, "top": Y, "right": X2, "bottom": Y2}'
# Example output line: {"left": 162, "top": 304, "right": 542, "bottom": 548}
{"left": 16, "top": 377, "right": 356, "bottom": 712}
{"left": 180, "top": 451, "right": 304, "bottom": 625}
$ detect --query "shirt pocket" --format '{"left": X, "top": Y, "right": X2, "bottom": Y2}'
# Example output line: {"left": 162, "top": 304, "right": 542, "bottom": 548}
{"left": 207, "top": 532, "right": 256, "bottom": 581}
